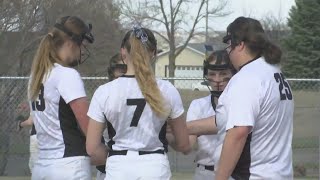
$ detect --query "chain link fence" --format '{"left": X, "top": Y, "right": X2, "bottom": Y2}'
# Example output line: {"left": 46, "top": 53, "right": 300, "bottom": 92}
{"left": 0, "top": 77, "right": 319, "bottom": 178}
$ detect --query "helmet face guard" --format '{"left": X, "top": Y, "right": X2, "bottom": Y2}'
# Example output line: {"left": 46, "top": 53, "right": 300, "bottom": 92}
{"left": 203, "top": 60, "right": 231, "bottom": 77}
{"left": 203, "top": 59, "right": 234, "bottom": 98}
{"left": 79, "top": 45, "right": 91, "bottom": 65}
{"left": 223, "top": 33, "right": 231, "bottom": 44}
{"left": 223, "top": 31, "right": 242, "bottom": 51}
{"left": 54, "top": 23, "right": 94, "bottom": 46}
{"left": 54, "top": 16, "right": 94, "bottom": 66}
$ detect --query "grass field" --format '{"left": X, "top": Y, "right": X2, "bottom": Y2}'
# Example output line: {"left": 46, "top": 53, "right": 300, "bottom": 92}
{"left": 0, "top": 173, "right": 319, "bottom": 180}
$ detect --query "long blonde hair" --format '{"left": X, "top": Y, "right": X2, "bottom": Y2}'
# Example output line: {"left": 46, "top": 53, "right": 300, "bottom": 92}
{"left": 122, "top": 28, "right": 169, "bottom": 118}
{"left": 29, "top": 16, "right": 89, "bottom": 100}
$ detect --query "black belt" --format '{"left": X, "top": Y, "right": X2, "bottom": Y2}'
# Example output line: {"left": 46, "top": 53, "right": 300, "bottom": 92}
{"left": 108, "top": 149, "right": 165, "bottom": 157}
{"left": 96, "top": 165, "right": 106, "bottom": 173}
{"left": 197, "top": 164, "right": 215, "bottom": 171}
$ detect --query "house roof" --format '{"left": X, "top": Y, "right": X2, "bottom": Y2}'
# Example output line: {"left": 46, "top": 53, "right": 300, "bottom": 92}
{"left": 157, "top": 44, "right": 205, "bottom": 57}
{"left": 157, "top": 41, "right": 228, "bottom": 58}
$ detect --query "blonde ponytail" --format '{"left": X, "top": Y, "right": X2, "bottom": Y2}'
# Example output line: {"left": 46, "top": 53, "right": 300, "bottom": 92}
{"left": 29, "top": 34, "right": 64, "bottom": 100}
{"left": 29, "top": 16, "right": 92, "bottom": 100}
{"left": 129, "top": 36, "right": 169, "bottom": 118}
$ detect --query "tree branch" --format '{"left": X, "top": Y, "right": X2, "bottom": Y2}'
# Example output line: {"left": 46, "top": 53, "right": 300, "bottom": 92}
{"left": 172, "top": 0, "right": 183, "bottom": 22}
{"left": 158, "top": 0, "right": 171, "bottom": 40}
{"left": 152, "top": 30, "right": 170, "bottom": 44}
{"left": 175, "top": 0, "right": 206, "bottom": 58}
{"left": 141, "top": 14, "right": 166, "bottom": 25}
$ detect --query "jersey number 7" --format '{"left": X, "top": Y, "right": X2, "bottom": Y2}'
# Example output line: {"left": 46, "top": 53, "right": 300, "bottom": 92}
{"left": 127, "top": 98, "right": 146, "bottom": 127}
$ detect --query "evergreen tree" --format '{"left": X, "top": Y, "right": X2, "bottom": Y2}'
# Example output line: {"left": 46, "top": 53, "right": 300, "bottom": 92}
{"left": 283, "top": 0, "right": 320, "bottom": 78}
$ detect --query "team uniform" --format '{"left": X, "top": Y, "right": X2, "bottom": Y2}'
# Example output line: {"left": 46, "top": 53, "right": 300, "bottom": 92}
{"left": 87, "top": 75, "right": 184, "bottom": 180}
{"left": 187, "top": 95, "right": 217, "bottom": 180}
{"left": 31, "top": 63, "right": 91, "bottom": 180}
{"left": 96, "top": 133, "right": 109, "bottom": 180}
{"left": 28, "top": 125, "right": 38, "bottom": 172}
{"left": 215, "top": 57, "right": 294, "bottom": 179}
{"left": 96, "top": 163, "right": 106, "bottom": 180}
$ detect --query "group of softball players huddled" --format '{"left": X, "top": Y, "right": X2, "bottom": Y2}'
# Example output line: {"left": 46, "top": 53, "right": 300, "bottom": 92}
{"left": 18, "top": 15, "right": 294, "bottom": 180}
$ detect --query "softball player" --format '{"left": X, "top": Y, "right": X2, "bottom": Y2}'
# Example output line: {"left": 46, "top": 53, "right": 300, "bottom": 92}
{"left": 107, "top": 53, "right": 127, "bottom": 81}
{"left": 186, "top": 50, "right": 234, "bottom": 180}
{"left": 28, "top": 16, "right": 94, "bottom": 180}
{"left": 86, "top": 26, "right": 190, "bottom": 180}
{"left": 96, "top": 53, "right": 126, "bottom": 180}
{"left": 18, "top": 116, "right": 38, "bottom": 173}
{"left": 215, "top": 17, "right": 294, "bottom": 180}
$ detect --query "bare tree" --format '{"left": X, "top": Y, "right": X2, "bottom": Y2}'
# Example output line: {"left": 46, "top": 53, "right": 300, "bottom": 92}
{"left": 0, "top": 0, "right": 44, "bottom": 76}
{"left": 260, "top": 13, "right": 289, "bottom": 70}
{"left": 0, "top": 0, "right": 123, "bottom": 175}
{"left": 0, "top": 1, "right": 43, "bottom": 174}
{"left": 118, "top": 0, "right": 229, "bottom": 79}
{"left": 40, "top": 0, "right": 124, "bottom": 75}
{"left": 0, "top": 0, "right": 124, "bottom": 76}
{"left": 260, "top": 13, "right": 288, "bottom": 44}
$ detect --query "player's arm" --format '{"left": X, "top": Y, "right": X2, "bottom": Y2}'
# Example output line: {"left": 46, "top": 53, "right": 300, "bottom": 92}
{"left": 216, "top": 126, "right": 251, "bottom": 180}
{"left": 186, "top": 134, "right": 197, "bottom": 154}
{"left": 169, "top": 114, "right": 191, "bottom": 154}
{"left": 166, "top": 121, "right": 197, "bottom": 155}
{"left": 216, "top": 78, "right": 258, "bottom": 180}
{"left": 187, "top": 116, "right": 218, "bottom": 135}
{"left": 86, "top": 118, "right": 108, "bottom": 166}
{"left": 58, "top": 69, "right": 89, "bottom": 135}
{"left": 17, "top": 115, "right": 33, "bottom": 131}
{"left": 165, "top": 83, "right": 191, "bottom": 154}
{"left": 19, "top": 115, "right": 33, "bottom": 127}
{"left": 166, "top": 122, "right": 197, "bottom": 155}
{"left": 167, "top": 99, "right": 204, "bottom": 154}
{"left": 70, "top": 97, "right": 89, "bottom": 136}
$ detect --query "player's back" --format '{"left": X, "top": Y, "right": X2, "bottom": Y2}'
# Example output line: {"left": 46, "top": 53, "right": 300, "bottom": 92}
{"left": 249, "top": 58, "right": 294, "bottom": 179}
{"left": 31, "top": 63, "right": 87, "bottom": 159}
{"left": 226, "top": 57, "right": 294, "bottom": 179}
{"left": 94, "top": 75, "right": 183, "bottom": 152}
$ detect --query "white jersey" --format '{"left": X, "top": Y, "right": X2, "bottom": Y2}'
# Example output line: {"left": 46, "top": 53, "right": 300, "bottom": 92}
{"left": 216, "top": 57, "right": 294, "bottom": 179}
{"left": 187, "top": 95, "right": 217, "bottom": 166}
{"left": 87, "top": 75, "right": 184, "bottom": 152}
{"left": 30, "top": 63, "right": 87, "bottom": 159}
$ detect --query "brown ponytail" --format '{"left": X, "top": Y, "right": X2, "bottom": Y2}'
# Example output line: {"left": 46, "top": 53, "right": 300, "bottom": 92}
{"left": 261, "top": 41, "right": 282, "bottom": 64}
{"left": 226, "top": 16, "right": 282, "bottom": 64}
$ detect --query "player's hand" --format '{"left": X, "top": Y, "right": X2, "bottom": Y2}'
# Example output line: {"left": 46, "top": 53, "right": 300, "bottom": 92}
{"left": 166, "top": 120, "right": 173, "bottom": 134}
{"left": 17, "top": 121, "right": 22, "bottom": 132}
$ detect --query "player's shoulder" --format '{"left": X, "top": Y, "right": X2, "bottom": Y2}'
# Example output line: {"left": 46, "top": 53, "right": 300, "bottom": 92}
{"left": 52, "top": 63, "right": 80, "bottom": 77}
{"left": 156, "top": 78, "right": 172, "bottom": 86}
{"left": 96, "top": 80, "right": 114, "bottom": 93}
{"left": 229, "top": 64, "right": 261, "bottom": 88}
{"left": 156, "top": 79, "right": 177, "bottom": 91}
{"left": 190, "top": 95, "right": 211, "bottom": 107}
{"left": 235, "top": 57, "right": 280, "bottom": 80}
{"left": 226, "top": 72, "right": 259, "bottom": 95}
{"left": 232, "top": 57, "right": 282, "bottom": 88}
{"left": 95, "top": 77, "right": 124, "bottom": 94}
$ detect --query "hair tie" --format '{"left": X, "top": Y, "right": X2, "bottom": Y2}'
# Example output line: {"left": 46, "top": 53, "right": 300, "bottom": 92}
{"left": 48, "top": 33, "right": 54, "bottom": 37}
{"left": 133, "top": 24, "right": 148, "bottom": 44}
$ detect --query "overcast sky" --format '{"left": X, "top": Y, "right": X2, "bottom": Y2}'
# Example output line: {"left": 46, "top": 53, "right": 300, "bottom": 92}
{"left": 206, "top": 0, "right": 296, "bottom": 31}
{"left": 124, "top": 0, "right": 296, "bottom": 34}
